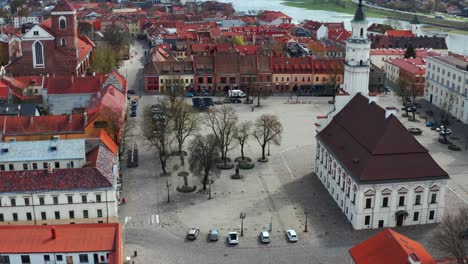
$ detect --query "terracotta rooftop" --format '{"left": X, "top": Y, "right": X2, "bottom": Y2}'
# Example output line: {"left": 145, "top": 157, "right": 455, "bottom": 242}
{"left": 0, "top": 114, "right": 85, "bottom": 136}
{"left": 317, "top": 93, "right": 448, "bottom": 183}
{"left": 349, "top": 228, "right": 435, "bottom": 264}
{"left": 0, "top": 145, "right": 116, "bottom": 193}
{"left": 0, "top": 223, "right": 122, "bottom": 264}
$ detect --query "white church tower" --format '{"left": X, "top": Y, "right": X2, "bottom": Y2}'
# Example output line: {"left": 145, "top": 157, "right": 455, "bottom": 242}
{"left": 343, "top": 0, "right": 370, "bottom": 95}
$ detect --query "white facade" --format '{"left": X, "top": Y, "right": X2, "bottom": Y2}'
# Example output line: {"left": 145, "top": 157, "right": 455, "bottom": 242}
{"left": 384, "top": 60, "right": 400, "bottom": 83}
{"left": 316, "top": 25, "right": 328, "bottom": 40}
{"left": 315, "top": 140, "right": 448, "bottom": 230}
{"left": 0, "top": 188, "right": 118, "bottom": 225}
{"left": 1, "top": 252, "right": 111, "bottom": 264}
{"left": 343, "top": 13, "right": 370, "bottom": 95}
{"left": 12, "top": 16, "right": 39, "bottom": 28}
{"left": 425, "top": 56, "right": 468, "bottom": 124}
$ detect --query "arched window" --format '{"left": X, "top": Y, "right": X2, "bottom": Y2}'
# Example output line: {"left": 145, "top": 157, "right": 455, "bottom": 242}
{"left": 360, "top": 28, "right": 364, "bottom": 37}
{"left": 61, "top": 38, "right": 66, "bottom": 47}
{"left": 33, "top": 41, "right": 44, "bottom": 67}
{"left": 59, "top": 16, "right": 66, "bottom": 30}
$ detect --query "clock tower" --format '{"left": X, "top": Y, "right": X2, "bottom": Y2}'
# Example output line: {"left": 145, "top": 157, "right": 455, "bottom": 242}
{"left": 343, "top": 0, "right": 370, "bottom": 95}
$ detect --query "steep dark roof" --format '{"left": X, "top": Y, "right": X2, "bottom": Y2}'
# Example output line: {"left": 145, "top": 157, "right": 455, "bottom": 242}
{"left": 317, "top": 93, "right": 449, "bottom": 183}
{"left": 410, "top": 15, "right": 420, "bottom": 24}
{"left": 352, "top": 0, "right": 366, "bottom": 22}
{"left": 51, "top": 0, "right": 75, "bottom": 12}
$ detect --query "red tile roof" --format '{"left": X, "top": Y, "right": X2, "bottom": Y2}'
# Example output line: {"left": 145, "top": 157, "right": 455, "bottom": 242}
{"left": 349, "top": 228, "right": 435, "bottom": 264}
{"left": 0, "top": 145, "right": 115, "bottom": 193}
{"left": 100, "top": 130, "right": 118, "bottom": 155}
{"left": 386, "top": 30, "right": 415, "bottom": 37}
{"left": 388, "top": 58, "right": 426, "bottom": 75}
{"left": 52, "top": 0, "right": 76, "bottom": 12}
{"left": 317, "top": 93, "right": 448, "bottom": 183}
{"left": 0, "top": 223, "right": 121, "bottom": 260}
{"left": 259, "top": 11, "right": 292, "bottom": 22}
{"left": 46, "top": 75, "right": 103, "bottom": 94}
{"left": 0, "top": 80, "right": 9, "bottom": 100}
{"left": 0, "top": 114, "right": 85, "bottom": 136}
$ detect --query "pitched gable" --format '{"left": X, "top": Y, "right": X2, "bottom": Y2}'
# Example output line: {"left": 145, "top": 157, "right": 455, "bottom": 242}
{"left": 22, "top": 25, "right": 54, "bottom": 41}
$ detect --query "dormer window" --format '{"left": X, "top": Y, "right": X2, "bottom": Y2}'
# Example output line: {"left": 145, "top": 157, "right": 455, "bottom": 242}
{"left": 59, "top": 16, "right": 66, "bottom": 30}
{"left": 33, "top": 31, "right": 39, "bottom": 36}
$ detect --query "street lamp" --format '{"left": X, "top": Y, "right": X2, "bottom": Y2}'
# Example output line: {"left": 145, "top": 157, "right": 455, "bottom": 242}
{"left": 240, "top": 212, "right": 246, "bottom": 236}
{"left": 304, "top": 208, "right": 309, "bottom": 232}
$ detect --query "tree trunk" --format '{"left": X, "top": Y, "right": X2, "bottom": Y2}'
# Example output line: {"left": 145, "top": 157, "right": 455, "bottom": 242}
{"left": 240, "top": 143, "right": 245, "bottom": 159}
{"left": 261, "top": 143, "right": 266, "bottom": 160}
{"left": 224, "top": 147, "right": 228, "bottom": 166}
{"left": 257, "top": 94, "right": 260, "bottom": 107}
{"left": 412, "top": 110, "right": 415, "bottom": 120}
{"left": 161, "top": 157, "right": 167, "bottom": 175}
{"left": 202, "top": 170, "right": 209, "bottom": 190}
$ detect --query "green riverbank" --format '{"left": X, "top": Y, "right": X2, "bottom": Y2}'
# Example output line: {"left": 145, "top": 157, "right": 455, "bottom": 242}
{"left": 282, "top": 0, "right": 386, "bottom": 18}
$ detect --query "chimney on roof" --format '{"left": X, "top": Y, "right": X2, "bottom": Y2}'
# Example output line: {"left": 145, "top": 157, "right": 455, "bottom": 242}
{"left": 29, "top": 116, "right": 33, "bottom": 126}
{"left": 53, "top": 73, "right": 55, "bottom": 78}
{"left": 51, "top": 226, "right": 57, "bottom": 239}
{"left": 368, "top": 93, "right": 379, "bottom": 105}
{"left": 47, "top": 163, "right": 53, "bottom": 174}
{"left": 408, "top": 253, "right": 421, "bottom": 264}
{"left": 92, "top": 71, "right": 96, "bottom": 77}
{"left": 84, "top": 112, "right": 88, "bottom": 127}
{"left": 68, "top": 114, "right": 72, "bottom": 123}
{"left": 71, "top": 75, "right": 74, "bottom": 84}
{"left": 385, "top": 107, "right": 397, "bottom": 119}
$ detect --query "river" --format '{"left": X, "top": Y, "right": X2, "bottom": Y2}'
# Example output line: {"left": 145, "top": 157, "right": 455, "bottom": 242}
{"left": 214, "top": 0, "right": 468, "bottom": 55}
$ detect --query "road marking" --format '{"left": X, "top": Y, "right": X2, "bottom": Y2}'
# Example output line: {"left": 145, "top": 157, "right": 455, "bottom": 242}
{"left": 447, "top": 185, "right": 468, "bottom": 204}
{"left": 124, "top": 216, "right": 132, "bottom": 224}
{"left": 280, "top": 152, "right": 294, "bottom": 179}
{"left": 156, "top": 214, "right": 159, "bottom": 224}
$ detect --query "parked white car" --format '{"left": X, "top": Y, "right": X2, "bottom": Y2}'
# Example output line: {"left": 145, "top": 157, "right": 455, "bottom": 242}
{"left": 286, "top": 229, "right": 298, "bottom": 242}
{"left": 228, "top": 232, "right": 239, "bottom": 245}
{"left": 260, "top": 231, "right": 271, "bottom": 243}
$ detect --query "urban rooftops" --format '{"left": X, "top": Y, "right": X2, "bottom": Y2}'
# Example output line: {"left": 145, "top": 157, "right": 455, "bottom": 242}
{"left": 0, "top": 139, "right": 86, "bottom": 163}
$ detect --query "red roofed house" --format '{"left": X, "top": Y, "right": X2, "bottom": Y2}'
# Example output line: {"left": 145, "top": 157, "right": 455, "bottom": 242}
{"left": 6, "top": 0, "right": 94, "bottom": 77}
{"left": 349, "top": 228, "right": 435, "bottom": 264}
{"left": 384, "top": 58, "right": 426, "bottom": 96}
{"left": 0, "top": 223, "right": 122, "bottom": 264}
{"left": 258, "top": 11, "right": 292, "bottom": 26}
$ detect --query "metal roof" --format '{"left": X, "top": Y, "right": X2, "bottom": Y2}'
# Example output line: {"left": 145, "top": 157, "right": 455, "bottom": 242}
{"left": 0, "top": 139, "right": 86, "bottom": 163}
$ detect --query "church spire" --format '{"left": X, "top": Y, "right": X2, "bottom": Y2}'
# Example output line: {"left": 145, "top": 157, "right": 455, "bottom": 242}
{"left": 352, "top": 0, "right": 366, "bottom": 22}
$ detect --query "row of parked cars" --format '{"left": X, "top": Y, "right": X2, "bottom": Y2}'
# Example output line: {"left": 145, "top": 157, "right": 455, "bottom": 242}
{"left": 186, "top": 228, "right": 298, "bottom": 245}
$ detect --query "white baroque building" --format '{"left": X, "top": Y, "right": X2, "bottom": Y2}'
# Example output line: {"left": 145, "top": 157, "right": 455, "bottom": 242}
{"left": 0, "top": 145, "right": 119, "bottom": 225}
{"left": 315, "top": 0, "right": 449, "bottom": 230}
{"left": 425, "top": 55, "right": 468, "bottom": 124}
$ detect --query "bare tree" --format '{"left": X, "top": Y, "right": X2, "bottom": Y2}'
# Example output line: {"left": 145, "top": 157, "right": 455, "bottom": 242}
{"left": 251, "top": 84, "right": 270, "bottom": 107}
{"left": 204, "top": 106, "right": 238, "bottom": 166}
{"left": 234, "top": 121, "right": 252, "bottom": 161}
{"left": 143, "top": 100, "right": 176, "bottom": 176}
{"left": 100, "top": 108, "right": 125, "bottom": 145}
{"left": 188, "top": 134, "right": 219, "bottom": 190}
{"left": 435, "top": 207, "right": 468, "bottom": 264}
{"left": 171, "top": 99, "right": 200, "bottom": 163}
{"left": 441, "top": 94, "right": 455, "bottom": 124}
{"left": 253, "top": 114, "right": 283, "bottom": 161}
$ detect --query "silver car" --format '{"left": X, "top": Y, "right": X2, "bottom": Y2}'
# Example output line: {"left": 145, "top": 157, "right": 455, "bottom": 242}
{"left": 209, "top": 229, "right": 219, "bottom": 241}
